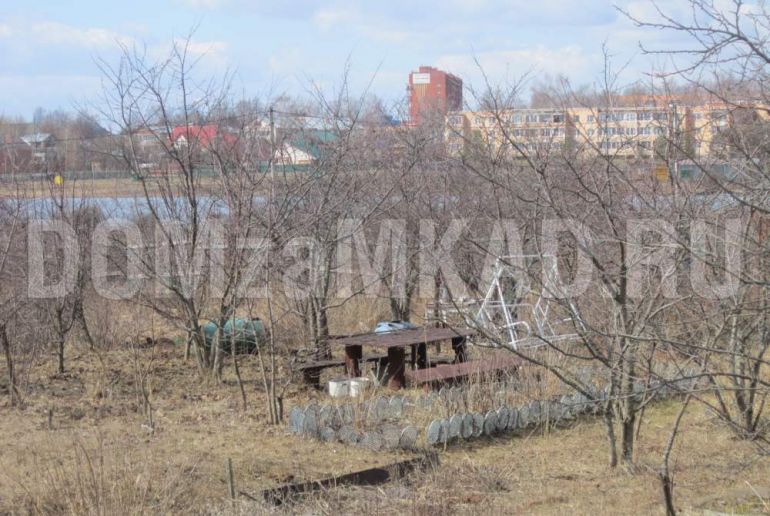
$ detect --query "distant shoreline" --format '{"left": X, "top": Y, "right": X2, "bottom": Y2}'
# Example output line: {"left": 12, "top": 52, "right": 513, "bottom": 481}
{"left": 0, "top": 177, "right": 222, "bottom": 200}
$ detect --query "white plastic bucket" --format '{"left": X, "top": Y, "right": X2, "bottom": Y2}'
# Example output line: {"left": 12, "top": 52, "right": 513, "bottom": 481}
{"left": 349, "top": 377, "right": 371, "bottom": 397}
{"left": 328, "top": 378, "right": 350, "bottom": 398}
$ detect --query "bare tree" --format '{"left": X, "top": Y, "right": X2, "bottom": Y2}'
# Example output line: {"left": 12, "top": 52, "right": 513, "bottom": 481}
{"left": 31, "top": 183, "right": 100, "bottom": 375}
{"left": 0, "top": 190, "right": 27, "bottom": 405}
{"left": 448, "top": 63, "right": 704, "bottom": 470}
{"left": 94, "top": 35, "right": 265, "bottom": 382}
{"left": 621, "top": 0, "right": 770, "bottom": 442}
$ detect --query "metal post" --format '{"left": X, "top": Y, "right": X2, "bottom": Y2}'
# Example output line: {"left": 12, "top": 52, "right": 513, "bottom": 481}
{"left": 226, "top": 457, "right": 235, "bottom": 501}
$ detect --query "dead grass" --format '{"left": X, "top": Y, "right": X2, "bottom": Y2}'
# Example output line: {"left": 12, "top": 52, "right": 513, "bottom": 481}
{"left": 0, "top": 343, "right": 412, "bottom": 514}
{"left": 0, "top": 177, "right": 231, "bottom": 200}
{"left": 274, "top": 400, "right": 770, "bottom": 515}
{"left": 0, "top": 303, "right": 768, "bottom": 514}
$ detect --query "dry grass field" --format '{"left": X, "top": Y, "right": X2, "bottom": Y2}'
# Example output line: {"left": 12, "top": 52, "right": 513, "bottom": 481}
{"left": 0, "top": 282, "right": 766, "bottom": 515}
{"left": 1, "top": 331, "right": 769, "bottom": 515}
{"left": 0, "top": 176, "right": 248, "bottom": 200}
{"left": 0, "top": 178, "right": 153, "bottom": 199}
{"left": 0, "top": 345, "right": 410, "bottom": 514}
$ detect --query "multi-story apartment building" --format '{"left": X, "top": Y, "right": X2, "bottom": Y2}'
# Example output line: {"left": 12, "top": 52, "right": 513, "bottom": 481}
{"left": 689, "top": 104, "right": 727, "bottom": 157}
{"left": 569, "top": 105, "right": 676, "bottom": 158}
{"left": 686, "top": 102, "right": 770, "bottom": 158}
{"left": 446, "top": 108, "right": 573, "bottom": 156}
{"left": 446, "top": 99, "right": 768, "bottom": 161}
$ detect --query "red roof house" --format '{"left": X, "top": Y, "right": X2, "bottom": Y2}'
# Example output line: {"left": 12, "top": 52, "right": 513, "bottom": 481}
{"left": 170, "top": 124, "right": 238, "bottom": 149}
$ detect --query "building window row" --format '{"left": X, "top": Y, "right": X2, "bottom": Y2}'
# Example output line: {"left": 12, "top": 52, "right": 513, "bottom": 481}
{"left": 593, "top": 111, "right": 668, "bottom": 122}
{"left": 595, "top": 126, "right": 663, "bottom": 136}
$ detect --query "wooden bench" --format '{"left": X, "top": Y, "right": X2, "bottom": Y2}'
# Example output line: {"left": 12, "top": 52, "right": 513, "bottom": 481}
{"left": 406, "top": 356, "right": 521, "bottom": 390}
{"left": 297, "top": 355, "right": 388, "bottom": 388}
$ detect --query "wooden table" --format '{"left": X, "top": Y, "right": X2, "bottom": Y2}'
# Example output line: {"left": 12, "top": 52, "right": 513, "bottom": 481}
{"left": 331, "top": 327, "right": 477, "bottom": 389}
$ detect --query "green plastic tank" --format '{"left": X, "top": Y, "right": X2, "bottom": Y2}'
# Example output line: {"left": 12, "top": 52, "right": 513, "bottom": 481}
{"left": 202, "top": 318, "right": 265, "bottom": 354}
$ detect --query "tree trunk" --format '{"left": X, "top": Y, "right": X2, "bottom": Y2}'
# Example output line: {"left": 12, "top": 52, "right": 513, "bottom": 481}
{"left": 256, "top": 325, "right": 279, "bottom": 424}
{"left": 1, "top": 324, "right": 20, "bottom": 406}
{"left": 621, "top": 414, "right": 636, "bottom": 464}
{"left": 57, "top": 336, "right": 65, "bottom": 374}
{"left": 54, "top": 306, "right": 66, "bottom": 375}
{"left": 621, "top": 337, "right": 637, "bottom": 465}
{"left": 659, "top": 471, "right": 676, "bottom": 516}
{"left": 191, "top": 325, "right": 209, "bottom": 372}
{"left": 315, "top": 298, "right": 330, "bottom": 359}
{"left": 603, "top": 401, "right": 618, "bottom": 467}
{"left": 232, "top": 346, "right": 247, "bottom": 410}
{"left": 76, "top": 301, "right": 97, "bottom": 351}
{"left": 659, "top": 395, "right": 690, "bottom": 516}
{"left": 212, "top": 325, "right": 225, "bottom": 381}
{"left": 390, "top": 296, "right": 411, "bottom": 322}
{"left": 432, "top": 273, "right": 443, "bottom": 327}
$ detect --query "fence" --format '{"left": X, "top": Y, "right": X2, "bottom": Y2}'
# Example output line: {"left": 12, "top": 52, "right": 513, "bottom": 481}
{"left": 287, "top": 366, "right": 702, "bottom": 451}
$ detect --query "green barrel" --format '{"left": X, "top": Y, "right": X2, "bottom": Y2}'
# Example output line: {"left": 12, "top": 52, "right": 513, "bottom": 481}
{"left": 202, "top": 318, "right": 265, "bottom": 354}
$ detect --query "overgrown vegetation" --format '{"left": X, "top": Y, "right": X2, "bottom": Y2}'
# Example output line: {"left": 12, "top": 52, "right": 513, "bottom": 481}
{"left": 2, "top": 1, "right": 770, "bottom": 513}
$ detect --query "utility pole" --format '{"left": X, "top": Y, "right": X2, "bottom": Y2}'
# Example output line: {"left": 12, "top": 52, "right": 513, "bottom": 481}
{"left": 668, "top": 101, "right": 679, "bottom": 191}
{"left": 269, "top": 106, "right": 275, "bottom": 183}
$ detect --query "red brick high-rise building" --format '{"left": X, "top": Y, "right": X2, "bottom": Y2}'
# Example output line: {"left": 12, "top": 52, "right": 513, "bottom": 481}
{"left": 408, "top": 66, "right": 462, "bottom": 126}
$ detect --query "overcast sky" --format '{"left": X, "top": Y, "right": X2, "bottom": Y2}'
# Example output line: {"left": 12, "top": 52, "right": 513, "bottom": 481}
{"left": 0, "top": 0, "right": 712, "bottom": 118}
